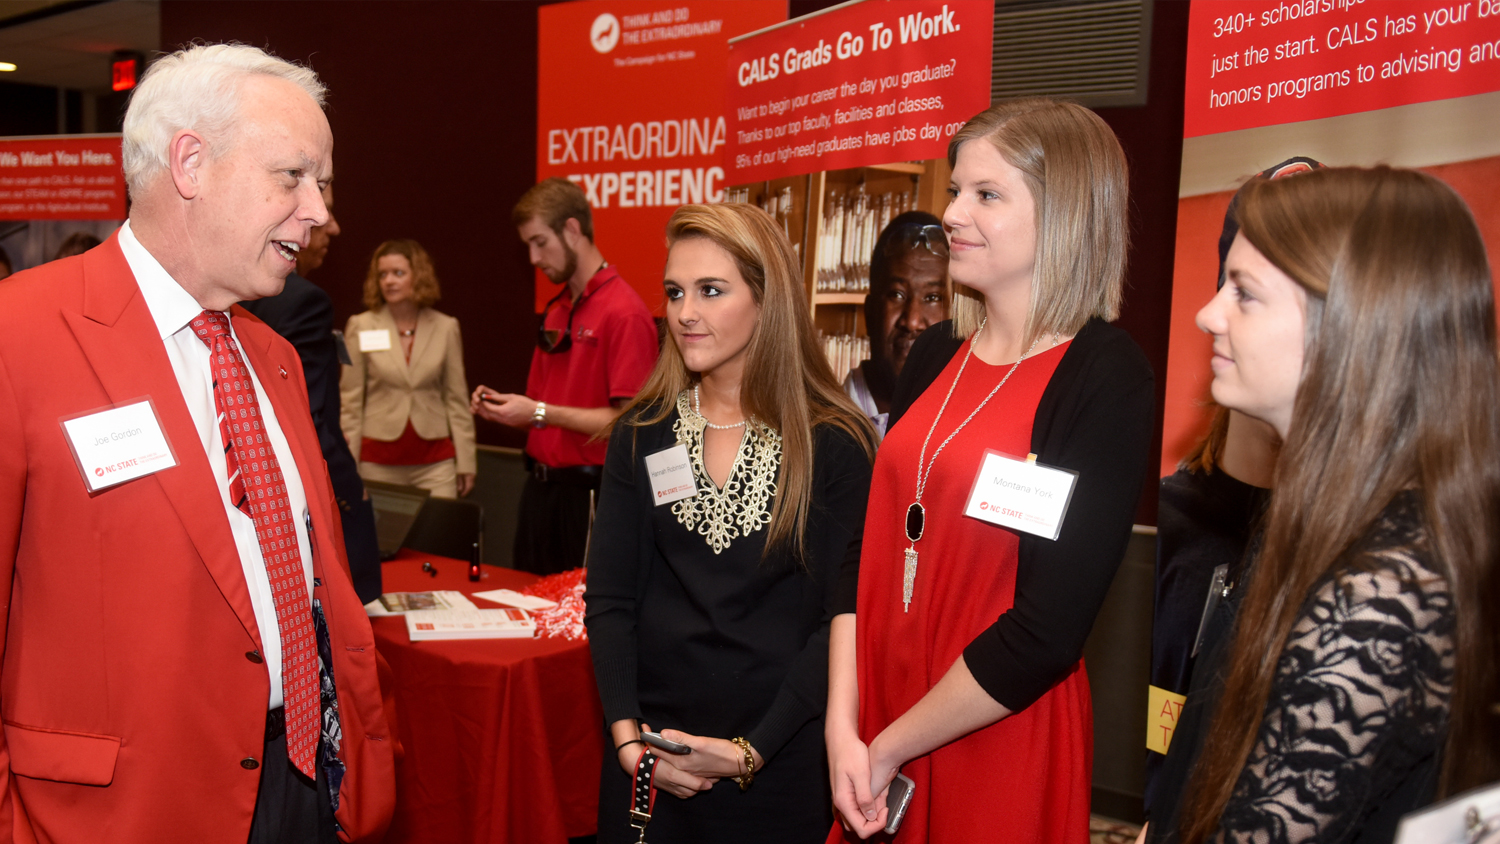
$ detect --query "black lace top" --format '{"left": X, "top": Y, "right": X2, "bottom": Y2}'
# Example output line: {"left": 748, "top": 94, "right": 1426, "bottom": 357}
{"left": 1149, "top": 492, "right": 1455, "bottom": 844}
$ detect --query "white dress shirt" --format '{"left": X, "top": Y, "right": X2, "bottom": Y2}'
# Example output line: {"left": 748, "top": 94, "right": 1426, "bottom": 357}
{"left": 118, "top": 220, "right": 314, "bottom": 711}
{"left": 842, "top": 365, "right": 889, "bottom": 440}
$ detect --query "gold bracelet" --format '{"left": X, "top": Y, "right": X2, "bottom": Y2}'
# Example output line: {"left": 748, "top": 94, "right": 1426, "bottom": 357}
{"left": 729, "top": 737, "right": 755, "bottom": 792}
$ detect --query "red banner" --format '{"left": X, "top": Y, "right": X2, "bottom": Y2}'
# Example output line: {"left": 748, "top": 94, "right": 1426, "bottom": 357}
{"left": 725, "top": 0, "right": 993, "bottom": 183}
{"left": 0, "top": 136, "right": 126, "bottom": 221}
{"left": 1161, "top": 1, "right": 1500, "bottom": 478}
{"left": 536, "top": 0, "right": 786, "bottom": 312}
{"left": 1185, "top": 0, "right": 1500, "bottom": 138}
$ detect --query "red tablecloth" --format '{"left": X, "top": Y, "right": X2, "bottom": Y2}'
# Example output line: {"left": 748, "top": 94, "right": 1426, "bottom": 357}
{"left": 374, "top": 552, "right": 602, "bottom": 844}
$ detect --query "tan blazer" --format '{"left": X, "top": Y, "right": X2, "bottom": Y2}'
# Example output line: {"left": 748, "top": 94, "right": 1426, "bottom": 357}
{"left": 341, "top": 307, "right": 477, "bottom": 475}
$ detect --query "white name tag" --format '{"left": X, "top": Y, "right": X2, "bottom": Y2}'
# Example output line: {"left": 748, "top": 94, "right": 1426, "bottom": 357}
{"left": 1395, "top": 778, "right": 1500, "bottom": 843}
{"left": 61, "top": 399, "right": 178, "bottom": 493}
{"left": 358, "top": 329, "right": 392, "bottom": 352}
{"left": 963, "top": 450, "right": 1077, "bottom": 540}
{"left": 644, "top": 443, "right": 697, "bottom": 505}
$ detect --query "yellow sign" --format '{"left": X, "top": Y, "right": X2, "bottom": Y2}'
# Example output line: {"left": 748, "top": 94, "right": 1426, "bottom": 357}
{"left": 1146, "top": 685, "right": 1188, "bottom": 755}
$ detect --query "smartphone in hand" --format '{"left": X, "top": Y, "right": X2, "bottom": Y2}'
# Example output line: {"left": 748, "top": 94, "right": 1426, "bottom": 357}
{"left": 641, "top": 731, "right": 692, "bottom": 755}
{"left": 885, "top": 773, "right": 915, "bottom": 834}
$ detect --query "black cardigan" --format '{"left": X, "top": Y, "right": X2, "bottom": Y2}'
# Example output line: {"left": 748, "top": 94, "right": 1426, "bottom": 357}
{"left": 889, "top": 318, "right": 1155, "bottom": 712}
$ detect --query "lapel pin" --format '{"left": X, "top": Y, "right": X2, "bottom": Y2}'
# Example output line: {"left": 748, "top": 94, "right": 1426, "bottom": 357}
{"left": 279, "top": 366, "right": 288, "bottom": 379}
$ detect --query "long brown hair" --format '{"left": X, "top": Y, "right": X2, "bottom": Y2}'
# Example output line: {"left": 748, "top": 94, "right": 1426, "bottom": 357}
{"left": 1179, "top": 166, "right": 1500, "bottom": 841}
{"left": 620, "top": 203, "right": 876, "bottom": 556}
{"left": 946, "top": 97, "right": 1129, "bottom": 343}
{"left": 1179, "top": 404, "right": 1232, "bottom": 475}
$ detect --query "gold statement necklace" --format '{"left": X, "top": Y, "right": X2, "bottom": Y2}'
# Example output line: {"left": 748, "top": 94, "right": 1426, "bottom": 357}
{"left": 904, "top": 320, "right": 1041, "bottom": 612}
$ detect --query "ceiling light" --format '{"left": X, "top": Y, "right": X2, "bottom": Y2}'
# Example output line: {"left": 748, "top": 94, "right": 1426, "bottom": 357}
{"left": 0, "top": 63, "right": 16, "bottom": 72}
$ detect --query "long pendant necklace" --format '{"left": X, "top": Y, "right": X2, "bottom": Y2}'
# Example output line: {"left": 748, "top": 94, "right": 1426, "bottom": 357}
{"left": 904, "top": 320, "right": 1041, "bottom": 612}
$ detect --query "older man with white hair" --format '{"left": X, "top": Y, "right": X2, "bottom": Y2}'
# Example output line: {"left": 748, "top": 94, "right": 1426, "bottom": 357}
{"left": 0, "top": 44, "right": 395, "bottom": 843}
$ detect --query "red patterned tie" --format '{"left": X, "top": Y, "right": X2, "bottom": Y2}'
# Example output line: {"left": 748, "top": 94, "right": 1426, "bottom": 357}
{"left": 192, "top": 310, "right": 319, "bottom": 778}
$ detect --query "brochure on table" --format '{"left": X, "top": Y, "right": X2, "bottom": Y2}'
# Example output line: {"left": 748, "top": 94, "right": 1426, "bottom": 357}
{"left": 406, "top": 608, "right": 538, "bottom": 641}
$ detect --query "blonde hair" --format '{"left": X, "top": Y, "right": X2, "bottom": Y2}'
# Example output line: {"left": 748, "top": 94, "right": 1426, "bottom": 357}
{"left": 621, "top": 204, "right": 876, "bottom": 556}
{"left": 363, "top": 239, "right": 441, "bottom": 310}
{"left": 946, "top": 98, "right": 1129, "bottom": 344}
{"left": 122, "top": 43, "right": 326, "bottom": 196}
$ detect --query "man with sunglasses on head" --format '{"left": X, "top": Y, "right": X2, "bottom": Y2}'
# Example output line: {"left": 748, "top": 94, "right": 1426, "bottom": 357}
{"left": 844, "top": 211, "right": 950, "bottom": 438}
{"left": 471, "top": 178, "right": 657, "bottom": 575}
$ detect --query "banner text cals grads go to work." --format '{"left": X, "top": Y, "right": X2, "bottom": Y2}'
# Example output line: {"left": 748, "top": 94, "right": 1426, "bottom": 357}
{"left": 725, "top": 0, "right": 994, "bottom": 183}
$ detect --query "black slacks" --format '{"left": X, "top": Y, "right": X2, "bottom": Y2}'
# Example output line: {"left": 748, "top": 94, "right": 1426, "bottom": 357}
{"left": 248, "top": 710, "right": 337, "bottom": 844}
{"left": 512, "top": 474, "right": 598, "bottom": 575}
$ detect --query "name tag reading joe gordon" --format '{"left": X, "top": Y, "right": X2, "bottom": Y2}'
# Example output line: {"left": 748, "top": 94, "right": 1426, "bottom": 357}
{"left": 962, "top": 451, "right": 1078, "bottom": 541}
{"left": 644, "top": 443, "right": 698, "bottom": 505}
{"left": 61, "top": 398, "right": 178, "bottom": 493}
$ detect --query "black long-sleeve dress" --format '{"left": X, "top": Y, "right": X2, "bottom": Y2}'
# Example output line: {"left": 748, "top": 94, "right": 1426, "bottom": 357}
{"left": 1144, "top": 466, "right": 1268, "bottom": 812}
{"left": 1148, "top": 492, "right": 1454, "bottom": 843}
{"left": 583, "top": 392, "right": 871, "bottom": 843}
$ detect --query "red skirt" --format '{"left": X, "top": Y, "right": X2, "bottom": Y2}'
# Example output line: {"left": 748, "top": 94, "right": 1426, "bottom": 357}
{"left": 361, "top": 419, "right": 455, "bottom": 466}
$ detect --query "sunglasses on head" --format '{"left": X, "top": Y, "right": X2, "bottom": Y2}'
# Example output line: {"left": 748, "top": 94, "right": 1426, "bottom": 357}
{"left": 537, "top": 285, "right": 605, "bottom": 354}
{"left": 891, "top": 224, "right": 949, "bottom": 259}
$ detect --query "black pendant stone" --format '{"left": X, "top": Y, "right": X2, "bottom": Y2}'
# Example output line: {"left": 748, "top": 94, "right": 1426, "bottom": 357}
{"left": 905, "top": 503, "right": 925, "bottom": 542}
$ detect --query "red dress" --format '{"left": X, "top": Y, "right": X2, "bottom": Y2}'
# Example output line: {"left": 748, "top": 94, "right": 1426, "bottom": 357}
{"left": 834, "top": 338, "right": 1091, "bottom": 843}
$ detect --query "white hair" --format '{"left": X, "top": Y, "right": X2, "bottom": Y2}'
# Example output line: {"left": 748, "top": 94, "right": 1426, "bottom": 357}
{"left": 122, "top": 43, "right": 326, "bottom": 196}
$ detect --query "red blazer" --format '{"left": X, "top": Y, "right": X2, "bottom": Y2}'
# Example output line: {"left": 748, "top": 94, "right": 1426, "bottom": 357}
{"left": 0, "top": 235, "right": 396, "bottom": 842}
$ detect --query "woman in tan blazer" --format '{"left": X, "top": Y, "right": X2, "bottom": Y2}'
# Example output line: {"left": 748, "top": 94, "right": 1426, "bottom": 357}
{"left": 341, "top": 239, "right": 477, "bottom": 498}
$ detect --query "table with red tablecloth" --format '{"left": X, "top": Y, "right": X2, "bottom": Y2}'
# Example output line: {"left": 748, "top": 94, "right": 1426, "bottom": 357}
{"left": 372, "top": 552, "right": 602, "bottom": 843}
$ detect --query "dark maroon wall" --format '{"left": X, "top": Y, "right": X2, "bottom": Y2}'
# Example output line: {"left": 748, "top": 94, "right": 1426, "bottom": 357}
{"left": 1097, "top": 0, "right": 1189, "bottom": 523}
{"left": 162, "top": 1, "right": 546, "bottom": 449}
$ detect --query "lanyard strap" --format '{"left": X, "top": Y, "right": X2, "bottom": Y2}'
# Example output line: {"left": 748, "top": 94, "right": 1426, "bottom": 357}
{"left": 628, "top": 747, "right": 658, "bottom": 842}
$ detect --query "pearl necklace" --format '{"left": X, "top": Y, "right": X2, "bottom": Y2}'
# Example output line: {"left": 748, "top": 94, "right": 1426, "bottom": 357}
{"left": 693, "top": 385, "right": 747, "bottom": 430}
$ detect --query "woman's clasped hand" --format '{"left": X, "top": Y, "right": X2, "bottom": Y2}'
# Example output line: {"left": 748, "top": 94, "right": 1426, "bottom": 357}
{"left": 616, "top": 725, "right": 766, "bottom": 800}
{"left": 826, "top": 720, "right": 885, "bottom": 835}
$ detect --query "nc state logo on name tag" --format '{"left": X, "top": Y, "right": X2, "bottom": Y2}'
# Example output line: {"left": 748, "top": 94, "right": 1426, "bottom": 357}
{"left": 358, "top": 329, "right": 392, "bottom": 352}
{"left": 963, "top": 450, "right": 1077, "bottom": 540}
{"left": 644, "top": 443, "right": 697, "bottom": 505}
{"left": 60, "top": 398, "right": 178, "bottom": 493}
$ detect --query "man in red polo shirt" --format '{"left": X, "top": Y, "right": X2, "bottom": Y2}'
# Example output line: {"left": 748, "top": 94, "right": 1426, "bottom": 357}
{"left": 471, "top": 178, "right": 658, "bottom": 575}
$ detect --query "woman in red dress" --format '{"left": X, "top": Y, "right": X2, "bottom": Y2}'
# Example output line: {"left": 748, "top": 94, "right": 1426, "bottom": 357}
{"left": 827, "top": 98, "right": 1156, "bottom": 841}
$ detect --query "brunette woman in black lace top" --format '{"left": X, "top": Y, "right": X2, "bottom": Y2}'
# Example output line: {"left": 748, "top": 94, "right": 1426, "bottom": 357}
{"left": 1145, "top": 167, "right": 1500, "bottom": 844}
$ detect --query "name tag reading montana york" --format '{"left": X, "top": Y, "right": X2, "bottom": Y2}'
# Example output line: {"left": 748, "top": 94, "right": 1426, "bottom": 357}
{"left": 358, "top": 329, "right": 392, "bottom": 352}
{"left": 962, "top": 451, "right": 1078, "bottom": 541}
{"left": 644, "top": 443, "right": 697, "bottom": 505}
{"left": 61, "top": 399, "right": 178, "bottom": 493}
